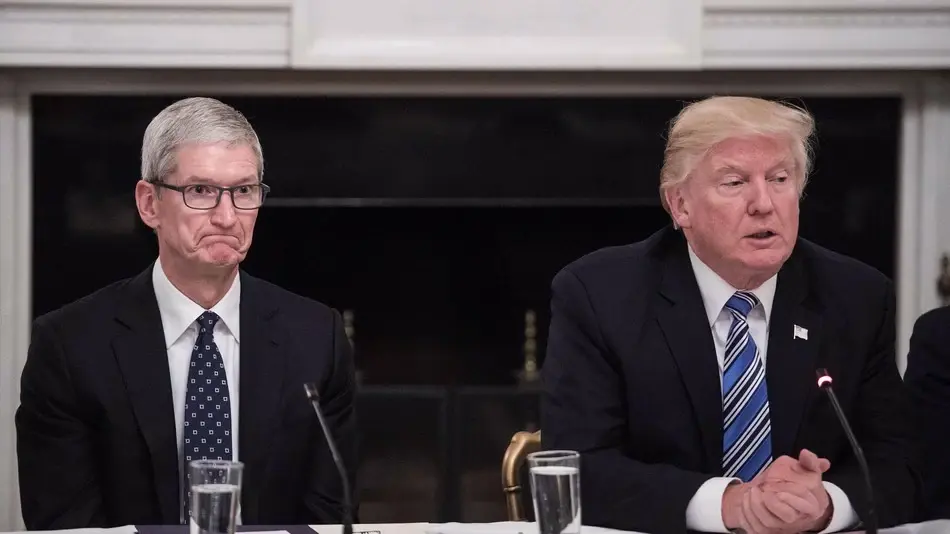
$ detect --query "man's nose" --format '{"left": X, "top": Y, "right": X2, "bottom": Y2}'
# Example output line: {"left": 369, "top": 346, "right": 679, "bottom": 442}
{"left": 210, "top": 193, "right": 238, "bottom": 225}
{"left": 748, "top": 178, "right": 774, "bottom": 214}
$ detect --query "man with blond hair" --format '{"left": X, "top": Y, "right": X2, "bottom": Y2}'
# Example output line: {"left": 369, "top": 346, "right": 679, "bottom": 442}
{"left": 16, "top": 97, "right": 357, "bottom": 529}
{"left": 541, "top": 96, "right": 918, "bottom": 533}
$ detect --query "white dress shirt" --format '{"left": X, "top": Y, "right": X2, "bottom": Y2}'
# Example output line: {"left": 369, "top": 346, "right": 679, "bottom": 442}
{"left": 684, "top": 245, "right": 858, "bottom": 533}
{"left": 152, "top": 260, "right": 242, "bottom": 522}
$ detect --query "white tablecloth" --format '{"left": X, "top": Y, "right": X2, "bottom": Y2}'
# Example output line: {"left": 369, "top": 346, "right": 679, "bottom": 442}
{"left": 3, "top": 519, "right": 949, "bottom": 534}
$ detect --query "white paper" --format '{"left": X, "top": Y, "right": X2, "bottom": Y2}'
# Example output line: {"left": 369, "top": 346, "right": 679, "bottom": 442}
{"left": 860, "top": 520, "right": 950, "bottom": 534}
{"left": 306, "top": 520, "right": 950, "bottom": 534}
{"left": 425, "top": 520, "right": 950, "bottom": 534}
{"left": 425, "top": 522, "right": 534, "bottom": 534}
{"left": 424, "top": 522, "right": 646, "bottom": 534}
{"left": 310, "top": 523, "right": 431, "bottom": 534}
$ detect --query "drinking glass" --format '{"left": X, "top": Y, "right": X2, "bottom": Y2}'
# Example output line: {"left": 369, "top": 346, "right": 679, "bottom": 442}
{"left": 527, "top": 450, "right": 581, "bottom": 534}
{"left": 188, "top": 459, "right": 243, "bottom": 534}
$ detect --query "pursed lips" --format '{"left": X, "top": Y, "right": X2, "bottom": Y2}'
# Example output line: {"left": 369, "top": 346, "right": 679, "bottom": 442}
{"left": 201, "top": 235, "right": 240, "bottom": 243}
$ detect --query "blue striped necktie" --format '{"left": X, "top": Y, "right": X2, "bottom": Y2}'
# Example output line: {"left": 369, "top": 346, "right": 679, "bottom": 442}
{"left": 721, "top": 291, "right": 772, "bottom": 481}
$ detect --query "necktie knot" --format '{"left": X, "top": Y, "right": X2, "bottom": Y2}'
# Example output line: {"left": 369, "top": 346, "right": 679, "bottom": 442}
{"left": 197, "top": 311, "right": 220, "bottom": 333}
{"left": 725, "top": 291, "right": 759, "bottom": 319}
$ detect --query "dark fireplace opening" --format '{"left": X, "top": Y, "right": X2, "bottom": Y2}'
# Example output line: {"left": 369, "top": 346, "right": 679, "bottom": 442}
{"left": 243, "top": 204, "right": 670, "bottom": 385}
{"left": 30, "top": 92, "right": 901, "bottom": 522}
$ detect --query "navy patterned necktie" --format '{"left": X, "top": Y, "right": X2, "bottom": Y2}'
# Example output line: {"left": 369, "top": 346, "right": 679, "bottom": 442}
{"left": 721, "top": 291, "right": 773, "bottom": 482}
{"left": 182, "top": 312, "right": 233, "bottom": 512}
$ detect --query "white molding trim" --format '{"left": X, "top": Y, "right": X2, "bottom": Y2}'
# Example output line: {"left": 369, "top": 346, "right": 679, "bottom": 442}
{"left": 10, "top": 68, "right": 920, "bottom": 96}
{"left": 0, "top": 73, "right": 14, "bottom": 534}
{"left": 290, "top": 0, "right": 702, "bottom": 70}
{"left": 704, "top": 0, "right": 950, "bottom": 11}
{"left": 0, "top": 0, "right": 291, "bottom": 68}
{"left": 3, "top": 1, "right": 950, "bottom": 69}
{"left": 918, "top": 76, "right": 950, "bottom": 308}
{"left": 896, "top": 76, "right": 950, "bottom": 375}
{"left": 3, "top": 0, "right": 290, "bottom": 6}
{"left": 704, "top": 0, "right": 950, "bottom": 68}
{"left": 897, "top": 85, "right": 923, "bottom": 375}
{"left": 0, "top": 73, "right": 29, "bottom": 532}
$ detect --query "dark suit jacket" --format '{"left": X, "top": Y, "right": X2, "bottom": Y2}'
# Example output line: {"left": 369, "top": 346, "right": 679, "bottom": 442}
{"left": 541, "top": 225, "right": 918, "bottom": 534}
{"left": 15, "top": 265, "right": 358, "bottom": 530}
{"left": 903, "top": 305, "right": 950, "bottom": 520}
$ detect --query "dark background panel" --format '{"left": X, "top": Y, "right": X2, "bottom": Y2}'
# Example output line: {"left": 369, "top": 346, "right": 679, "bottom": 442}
{"left": 30, "top": 94, "right": 901, "bottom": 522}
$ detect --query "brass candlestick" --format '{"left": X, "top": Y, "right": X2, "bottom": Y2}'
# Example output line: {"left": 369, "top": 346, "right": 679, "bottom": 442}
{"left": 342, "top": 309, "right": 355, "bottom": 347}
{"left": 939, "top": 254, "right": 950, "bottom": 307}
{"left": 343, "top": 309, "right": 363, "bottom": 384}
{"left": 518, "top": 309, "right": 539, "bottom": 384}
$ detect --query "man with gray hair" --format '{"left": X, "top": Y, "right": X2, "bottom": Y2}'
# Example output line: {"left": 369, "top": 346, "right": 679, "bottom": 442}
{"left": 541, "top": 96, "right": 918, "bottom": 533}
{"left": 16, "top": 97, "right": 358, "bottom": 529}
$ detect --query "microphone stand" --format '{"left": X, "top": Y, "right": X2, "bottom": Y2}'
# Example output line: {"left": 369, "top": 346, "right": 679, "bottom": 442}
{"left": 816, "top": 369, "right": 878, "bottom": 534}
{"left": 304, "top": 382, "right": 354, "bottom": 534}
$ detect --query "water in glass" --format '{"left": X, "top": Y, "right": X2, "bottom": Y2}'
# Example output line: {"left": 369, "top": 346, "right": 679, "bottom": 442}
{"left": 528, "top": 451, "right": 581, "bottom": 534}
{"left": 189, "top": 483, "right": 239, "bottom": 534}
{"left": 188, "top": 459, "right": 242, "bottom": 534}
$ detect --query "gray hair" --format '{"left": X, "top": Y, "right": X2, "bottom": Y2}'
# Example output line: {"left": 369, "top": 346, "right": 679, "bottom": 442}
{"left": 141, "top": 97, "right": 263, "bottom": 184}
{"left": 659, "top": 96, "right": 815, "bottom": 215}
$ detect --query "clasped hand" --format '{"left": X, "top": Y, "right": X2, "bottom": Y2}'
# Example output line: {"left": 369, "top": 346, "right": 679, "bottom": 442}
{"left": 721, "top": 449, "right": 833, "bottom": 534}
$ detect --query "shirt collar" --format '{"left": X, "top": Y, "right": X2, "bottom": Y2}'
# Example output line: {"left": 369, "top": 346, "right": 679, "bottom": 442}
{"left": 151, "top": 259, "right": 241, "bottom": 349}
{"left": 686, "top": 243, "right": 777, "bottom": 327}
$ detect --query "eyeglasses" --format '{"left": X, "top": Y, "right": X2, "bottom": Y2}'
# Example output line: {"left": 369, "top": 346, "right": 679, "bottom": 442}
{"left": 152, "top": 182, "right": 270, "bottom": 210}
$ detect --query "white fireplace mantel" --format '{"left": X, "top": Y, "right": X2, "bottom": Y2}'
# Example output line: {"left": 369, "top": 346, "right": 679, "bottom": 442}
{"left": 2, "top": 1, "right": 950, "bottom": 532}
{"left": 2, "top": 0, "right": 950, "bottom": 69}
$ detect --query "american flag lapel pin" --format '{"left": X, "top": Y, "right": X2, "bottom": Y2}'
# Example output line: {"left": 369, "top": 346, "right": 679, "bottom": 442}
{"left": 794, "top": 324, "right": 808, "bottom": 340}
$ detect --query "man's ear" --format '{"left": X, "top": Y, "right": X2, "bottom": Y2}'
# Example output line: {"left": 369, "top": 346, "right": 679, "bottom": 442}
{"left": 135, "top": 179, "right": 161, "bottom": 230}
{"left": 664, "top": 184, "right": 691, "bottom": 230}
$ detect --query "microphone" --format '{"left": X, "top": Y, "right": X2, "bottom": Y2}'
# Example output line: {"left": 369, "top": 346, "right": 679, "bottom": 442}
{"left": 815, "top": 368, "right": 877, "bottom": 534}
{"left": 303, "top": 382, "right": 354, "bottom": 534}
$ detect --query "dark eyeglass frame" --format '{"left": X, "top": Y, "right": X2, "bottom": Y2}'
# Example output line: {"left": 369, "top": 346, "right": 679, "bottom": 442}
{"left": 150, "top": 181, "right": 271, "bottom": 210}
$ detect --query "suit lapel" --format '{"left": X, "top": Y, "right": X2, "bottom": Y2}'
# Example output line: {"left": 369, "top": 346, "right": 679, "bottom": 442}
{"left": 111, "top": 265, "right": 181, "bottom": 524}
{"left": 765, "top": 252, "right": 823, "bottom": 457}
{"left": 655, "top": 238, "right": 724, "bottom": 472}
{"left": 237, "top": 272, "right": 284, "bottom": 523}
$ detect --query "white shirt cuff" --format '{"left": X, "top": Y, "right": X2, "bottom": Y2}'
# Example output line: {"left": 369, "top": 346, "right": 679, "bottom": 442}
{"left": 685, "top": 477, "right": 738, "bottom": 533}
{"left": 819, "top": 481, "right": 859, "bottom": 533}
